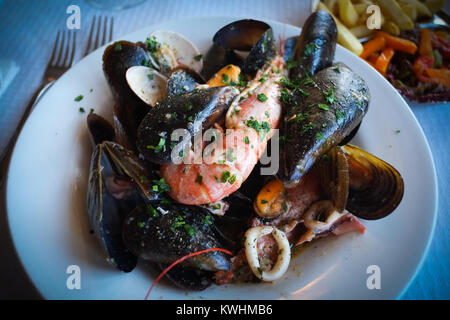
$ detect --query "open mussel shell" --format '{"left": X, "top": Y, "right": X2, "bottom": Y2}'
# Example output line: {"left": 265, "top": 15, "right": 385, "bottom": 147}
{"left": 342, "top": 144, "right": 404, "bottom": 220}
{"left": 200, "top": 43, "right": 243, "bottom": 80}
{"left": 157, "top": 264, "right": 213, "bottom": 291}
{"left": 87, "top": 140, "right": 165, "bottom": 272}
{"left": 103, "top": 41, "right": 151, "bottom": 149}
{"left": 166, "top": 67, "right": 203, "bottom": 96}
{"left": 87, "top": 113, "right": 115, "bottom": 146}
{"left": 126, "top": 66, "right": 167, "bottom": 107}
{"left": 87, "top": 144, "right": 139, "bottom": 272}
{"left": 201, "top": 19, "right": 275, "bottom": 79}
{"left": 213, "top": 19, "right": 271, "bottom": 51}
{"left": 319, "top": 147, "right": 349, "bottom": 212}
{"left": 149, "top": 30, "right": 203, "bottom": 75}
{"left": 137, "top": 86, "right": 238, "bottom": 164}
{"left": 122, "top": 204, "right": 232, "bottom": 272}
{"left": 283, "top": 36, "right": 298, "bottom": 63}
{"left": 241, "top": 27, "right": 276, "bottom": 75}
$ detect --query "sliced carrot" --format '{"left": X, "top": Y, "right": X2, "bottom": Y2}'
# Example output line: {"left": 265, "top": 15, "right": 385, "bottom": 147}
{"left": 375, "top": 31, "right": 418, "bottom": 55}
{"left": 425, "top": 68, "right": 450, "bottom": 88}
{"left": 375, "top": 47, "right": 396, "bottom": 76}
{"left": 419, "top": 29, "right": 433, "bottom": 56}
{"left": 360, "top": 36, "right": 386, "bottom": 59}
{"left": 207, "top": 64, "right": 241, "bottom": 87}
{"left": 368, "top": 53, "right": 380, "bottom": 66}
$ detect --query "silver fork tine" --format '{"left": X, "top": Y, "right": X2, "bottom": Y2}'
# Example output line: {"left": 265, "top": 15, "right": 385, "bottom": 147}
{"left": 68, "top": 32, "right": 76, "bottom": 67}
{"left": 93, "top": 16, "right": 102, "bottom": 50}
{"left": 109, "top": 17, "right": 114, "bottom": 42}
{"left": 84, "top": 15, "right": 96, "bottom": 56}
{"left": 55, "top": 31, "right": 66, "bottom": 67}
{"left": 49, "top": 31, "right": 61, "bottom": 66}
{"left": 101, "top": 16, "right": 107, "bottom": 46}
{"left": 61, "top": 31, "right": 71, "bottom": 67}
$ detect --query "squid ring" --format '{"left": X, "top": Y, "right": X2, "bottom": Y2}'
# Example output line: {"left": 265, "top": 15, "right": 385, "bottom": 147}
{"left": 244, "top": 226, "right": 291, "bottom": 282}
{"left": 303, "top": 200, "right": 344, "bottom": 232}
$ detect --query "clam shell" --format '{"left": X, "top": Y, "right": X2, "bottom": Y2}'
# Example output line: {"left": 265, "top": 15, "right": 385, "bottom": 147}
{"left": 126, "top": 66, "right": 167, "bottom": 106}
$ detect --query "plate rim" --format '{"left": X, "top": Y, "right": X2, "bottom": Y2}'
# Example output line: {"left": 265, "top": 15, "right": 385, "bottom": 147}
{"left": 5, "top": 15, "right": 439, "bottom": 300}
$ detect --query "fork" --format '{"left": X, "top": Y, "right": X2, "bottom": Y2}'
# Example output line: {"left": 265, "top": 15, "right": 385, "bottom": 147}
{"left": 84, "top": 16, "right": 114, "bottom": 56}
{"left": 0, "top": 30, "right": 76, "bottom": 185}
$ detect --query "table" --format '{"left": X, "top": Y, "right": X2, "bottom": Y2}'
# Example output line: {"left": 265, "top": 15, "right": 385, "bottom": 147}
{"left": 0, "top": 0, "right": 448, "bottom": 300}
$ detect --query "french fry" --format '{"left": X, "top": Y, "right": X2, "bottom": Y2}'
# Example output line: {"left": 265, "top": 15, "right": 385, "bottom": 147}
{"left": 318, "top": 2, "right": 364, "bottom": 55}
{"left": 375, "top": 0, "right": 414, "bottom": 30}
{"left": 350, "top": 24, "right": 375, "bottom": 38}
{"left": 398, "top": 0, "right": 433, "bottom": 18}
{"left": 353, "top": 3, "right": 368, "bottom": 15}
{"left": 381, "top": 21, "right": 400, "bottom": 36}
{"left": 424, "top": 0, "right": 446, "bottom": 14}
{"left": 324, "top": 0, "right": 339, "bottom": 15}
{"left": 400, "top": 4, "right": 417, "bottom": 21}
{"left": 338, "top": 0, "right": 359, "bottom": 27}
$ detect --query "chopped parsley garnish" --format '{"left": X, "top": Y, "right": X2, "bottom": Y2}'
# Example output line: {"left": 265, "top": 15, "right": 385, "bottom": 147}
{"left": 214, "top": 176, "right": 220, "bottom": 183}
{"left": 212, "top": 203, "right": 221, "bottom": 210}
{"left": 187, "top": 115, "right": 194, "bottom": 122}
{"left": 335, "top": 109, "right": 345, "bottom": 121}
{"left": 147, "top": 73, "right": 154, "bottom": 80}
{"left": 114, "top": 43, "right": 122, "bottom": 51}
{"left": 195, "top": 173, "right": 203, "bottom": 185}
{"left": 245, "top": 118, "right": 270, "bottom": 140}
{"left": 194, "top": 54, "right": 203, "bottom": 61}
{"left": 137, "top": 222, "right": 145, "bottom": 228}
{"left": 89, "top": 108, "right": 94, "bottom": 114}
{"left": 317, "top": 103, "right": 330, "bottom": 111}
{"left": 323, "top": 88, "right": 336, "bottom": 104}
{"left": 228, "top": 174, "right": 237, "bottom": 184}
{"left": 244, "top": 136, "right": 250, "bottom": 144}
{"left": 146, "top": 36, "right": 159, "bottom": 53}
{"left": 303, "top": 42, "right": 319, "bottom": 57}
{"left": 315, "top": 132, "right": 326, "bottom": 141}
{"left": 146, "top": 137, "right": 166, "bottom": 153}
{"left": 146, "top": 204, "right": 158, "bottom": 217}
{"left": 279, "top": 89, "right": 291, "bottom": 104}
{"left": 152, "top": 178, "right": 171, "bottom": 193}
{"left": 238, "top": 73, "right": 248, "bottom": 87}
{"left": 74, "top": 95, "right": 83, "bottom": 102}
{"left": 79, "top": 107, "right": 85, "bottom": 113}
{"left": 259, "top": 73, "right": 269, "bottom": 83}
{"left": 257, "top": 93, "right": 268, "bottom": 102}
{"left": 221, "top": 171, "right": 231, "bottom": 183}
{"left": 265, "top": 110, "right": 270, "bottom": 118}
{"left": 286, "top": 57, "right": 301, "bottom": 70}
{"left": 396, "top": 129, "right": 401, "bottom": 133}
{"left": 261, "top": 199, "right": 268, "bottom": 204}
{"left": 183, "top": 224, "right": 195, "bottom": 236}
{"left": 202, "top": 215, "right": 212, "bottom": 226}
{"left": 222, "top": 73, "right": 229, "bottom": 84}
{"left": 171, "top": 216, "right": 185, "bottom": 232}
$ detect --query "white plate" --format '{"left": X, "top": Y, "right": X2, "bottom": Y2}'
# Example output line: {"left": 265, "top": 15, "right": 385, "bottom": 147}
{"left": 6, "top": 17, "right": 437, "bottom": 300}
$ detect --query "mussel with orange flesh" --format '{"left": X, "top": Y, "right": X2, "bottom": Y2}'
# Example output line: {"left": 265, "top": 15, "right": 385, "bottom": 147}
{"left": 201, "top": 19, "right": 276, "bottom": 79}
{"left": 343, "top": 144, "right": 404, "bottom": 220}
{"left": 254, "top": 179, "right": 290, "bottom": 221}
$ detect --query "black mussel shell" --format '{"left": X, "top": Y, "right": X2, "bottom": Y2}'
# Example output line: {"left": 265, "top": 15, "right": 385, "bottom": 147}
{"left": 201, "top": 43, "right": 243, "bottom": 80}
{"left": 280, "top": 63, "right": 370, "bottom": 186}
{"left": 343, "top": 144, "right": 404, "bottom": 220}
{"left": 103, "top": 41, "right": 151, "bottom": 149}
{"left": 87, "top": 113, "right": 115, "bottom": 146}
{"left": 157, "top": 264, "right": 213, "bottom": 291}
{"left": 167, "top": 67, "right": 203, "bottom": 96}
{"left": 284, "top": 36, "right": 298, "bottom": 63}
{"left": 289, "top": 10, "right": 337, "bottom": 79}
{"left": 213, "top": 19, "right": 271, "bottom": 51}
{"left": 123, "top": 204, "right": 232, "bottom": 272}
{"left": 241, "top": 28, "right": 276, "bottom": 75}
{"left": 137, "top": 86, "right": 238, "bottom": 164}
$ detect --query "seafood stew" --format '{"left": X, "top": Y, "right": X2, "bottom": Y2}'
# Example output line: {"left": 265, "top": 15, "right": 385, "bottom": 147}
{"left": 86, "top": 11, "right": 404, "bottom": 295}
